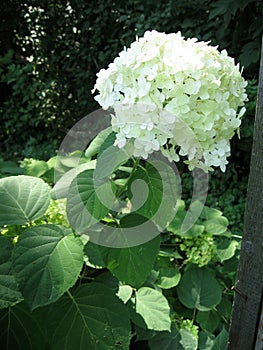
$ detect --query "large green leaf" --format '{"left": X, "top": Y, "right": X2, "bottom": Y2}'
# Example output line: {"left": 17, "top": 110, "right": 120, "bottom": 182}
{"left": 0, "top": 236, "right": 23, "bottom": 308}
{"left": 12, "top": 224, "right": 84, "bottom": 310}
{"left": 128, "top": 161, "right": 179, "bottom": 229}
{"left": 0, "top": 302, "right": 47, "bottom": 350}
{"left": 47, "top": 283, "right": 131, "bottom": 350}
{"left": 135, "top": 287, "right": 171, "bottom": 331}
{"left": 104, "top": 235, "right": 160, "bottom": 288}
{"left": 66, "top": 169, "right": 110, "bottom": 232}
{"left": 177, "top": 267, "right": 222, "bottom": 311}
{"left": 0, "top": 175, "right": 50, "bottom": 225}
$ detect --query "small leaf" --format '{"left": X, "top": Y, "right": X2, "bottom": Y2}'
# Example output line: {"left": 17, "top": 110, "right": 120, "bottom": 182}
{"left": 197, "top": 310, "right": 220, "bottom": 333}
{"left": 117, "top": 285, "right": 133, "bottom": 304}
{"left": 85, "top": 128, "right": 113, "bottom": 158}
{"left": 0, "top": 176, "right": 50, "bottom": 225}
{"left": 156, "top": 267, "right": 181, "bottom": 289}
{"left": 204, "top": 217, "right": 229, "bottom": 235}
{"left": 135, "top": 287, "right": 171, "bottom": 331}
{"left": 12, "top": 224, "right": 84, "bottom": 310}
{"left": 47, "top": 283, "right": 131, "bottom": 350}
{"left": 177, "top": 267, "right": 222, "bottom": 311}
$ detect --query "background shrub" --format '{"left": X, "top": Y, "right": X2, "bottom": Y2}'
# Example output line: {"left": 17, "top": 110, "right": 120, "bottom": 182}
{"left": 0, "top": 0, "right": 262, "bottom": 160}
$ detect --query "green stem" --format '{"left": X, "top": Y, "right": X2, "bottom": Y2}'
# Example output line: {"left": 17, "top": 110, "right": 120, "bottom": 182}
{"left": 116, "top": 157, "right": 141, "bottom": 198}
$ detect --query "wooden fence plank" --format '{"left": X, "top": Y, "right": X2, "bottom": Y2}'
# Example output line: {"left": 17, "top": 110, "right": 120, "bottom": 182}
{"left": 228, "top": 35, "right": 263, "bottom": 350}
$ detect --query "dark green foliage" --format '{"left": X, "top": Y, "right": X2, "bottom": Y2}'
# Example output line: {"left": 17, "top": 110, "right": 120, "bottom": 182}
{"left": 0, "top": 0, "right": 262, "bottom": 159}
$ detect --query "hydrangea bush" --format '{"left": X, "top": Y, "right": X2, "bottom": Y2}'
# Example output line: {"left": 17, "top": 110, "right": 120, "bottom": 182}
{"left": 93, "top": 30, "right": 247, "bottom": 171}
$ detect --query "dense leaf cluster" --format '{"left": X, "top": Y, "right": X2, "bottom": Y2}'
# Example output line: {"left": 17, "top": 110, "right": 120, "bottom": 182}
{"left": 0, "top": 134, "right": 241, "bottom": 349}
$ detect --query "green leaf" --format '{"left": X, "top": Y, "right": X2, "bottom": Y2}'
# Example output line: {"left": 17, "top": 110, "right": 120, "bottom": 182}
{"left": 156, "top": 267, "right": 181, "bottom": 289}
{"left": 217, "top": 297, "right": 232, "bottom": 320}
{"left": 128, "top": 161, "right": 179, "bottom": 229}
{"left": 0, "top": 175, "right": 50, "bottom": 225}
{"left": 135, "top": 287, "right": 171, "bottom": 331}
{"left": 179, "top": 224, "right": 205, "bottom": 238}
{"left": 196, "top": 310, "right": 220, "bottom": 333}
{"left": 22, "top": 159, "right": 49, "bottom": 177}
{"left": 117, "top": 285, "right": 133, "bottom": 304}
{"left": 84, "top": 241, "right": 107, "bottom": 268}
{"left": 148, "top": 325, "right": 183, "bottom": 349}
{"left": 104, "top": 235, "right": 160, "bottom": 288}
{"left": 198, "top": 331, "right": 215, "bottom": 350}
{"left": 215, "top": 237, "right": 239, "bottom": 262}
{"left": 204, "top": 217, "right": 229, "bottom": 235}
{"left": 66, "top": 169, "right": 110, "bottom": 232}
{"left": 177, "top": 267, "right": 222, "bottom": 311}
{"left": 0, "top": 236, "right": 23, "bottom": 308}
{"left": 85, "top": 128, "right": 113, "bottom": 158}
{"left": 47, "top": 283, "right": 131, "bottom": 350}
{"left": 200, "top": 206, "right": 223, "bottom": 220}
{"left": 211, "top": 328, "right": 228, "bottom": 350}
{"left": 0, "top": 302, "right": 47, "bottom": 350}
{"left": 12, "top": 224, "right": 84, "bottom": 310}
{"left": 179, "top": 329, "right": 198, "bottom": 350}
{"left": 51, "top": 161, "right": 96, "bottom": 199}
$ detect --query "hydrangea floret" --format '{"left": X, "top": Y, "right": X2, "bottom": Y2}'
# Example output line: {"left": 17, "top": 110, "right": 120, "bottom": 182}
{"left": 92, "top": 30, "right": 247, "bottom": 172}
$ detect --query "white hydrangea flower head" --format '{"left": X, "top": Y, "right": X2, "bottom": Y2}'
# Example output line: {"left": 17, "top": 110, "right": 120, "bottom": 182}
{"left": 92, "top": 30, "right": 247, "bottom": 172}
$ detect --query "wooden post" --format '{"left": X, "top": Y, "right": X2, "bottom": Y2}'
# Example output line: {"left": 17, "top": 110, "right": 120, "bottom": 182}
{"left": 228, "top": 35, "right": 263, "bottom": 349}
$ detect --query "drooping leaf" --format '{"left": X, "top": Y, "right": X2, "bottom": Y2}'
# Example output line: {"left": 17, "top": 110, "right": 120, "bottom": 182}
{"left": 47, "top": 283, "right": 131, "bottom": 350}
{"left": 12, "top": 224, "right": 84, "bottom": 310}
{"left": 0, "top": 302, "right": 47, "bottom": 350}
{"left": 177, "top": 267, "right": 222, "bottom": 311}
{"left": 0, "top": 175, "right": 50, "bottom": 225}
{"left": 0, "top": 236, "right": 23, "bottom": 308}
{"left": 85, "top": 128, "right": 113, "bottom": 158}
{"left": 156, "top": 267, "right": 181, "bottom": 289}
{"left": 215, "top": 237, "right": 239, "bottom": 262}
{"left": 135, "top": 287, "right": 171, "bottom": 332}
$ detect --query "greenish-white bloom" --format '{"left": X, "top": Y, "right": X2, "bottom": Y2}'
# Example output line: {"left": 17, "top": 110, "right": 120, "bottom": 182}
{"left": 92, "top": 30, "right": 247, "bottom": 172}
